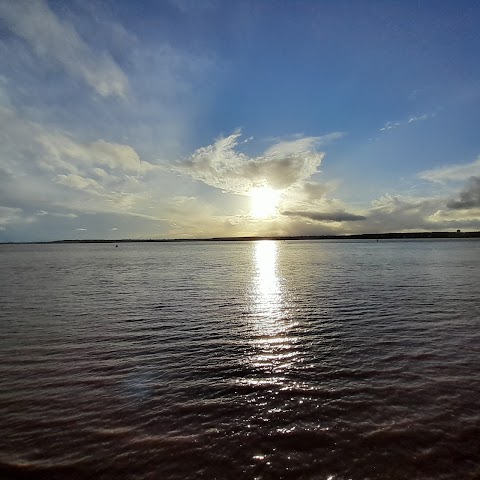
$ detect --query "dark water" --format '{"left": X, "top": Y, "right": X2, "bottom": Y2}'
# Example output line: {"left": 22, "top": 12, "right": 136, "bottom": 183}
{"left": 1, "top": 240, "right": 480, "bottom": 480}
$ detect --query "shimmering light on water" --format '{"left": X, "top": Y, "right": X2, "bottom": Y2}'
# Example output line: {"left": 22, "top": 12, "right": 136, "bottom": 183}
{"left": 248, "top": 241, "right": 299, "bottom": 382}
{"left": 253, "top": 240, "right": 283, "bottom": 321}
{"left": 1, "top": 240, "right": 480, "bottom": 480}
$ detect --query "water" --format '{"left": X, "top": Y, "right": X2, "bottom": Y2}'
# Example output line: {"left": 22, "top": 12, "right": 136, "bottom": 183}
{"left": 1, "top": 240, "right": 479, "bottom": 479}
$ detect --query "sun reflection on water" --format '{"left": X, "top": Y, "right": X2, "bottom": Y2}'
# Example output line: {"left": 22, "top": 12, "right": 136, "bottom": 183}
{"left": 242, "top": 242, "right": 311, "bottom": 470}
{"left": 253, "top": 240, "right": 283, "bottom": 327}
{"left": 246, "top": 241, "right": 299, "bottom": 381}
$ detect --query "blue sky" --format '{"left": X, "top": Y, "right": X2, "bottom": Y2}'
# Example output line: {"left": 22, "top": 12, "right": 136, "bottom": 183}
{"left": 1, "top": 0, "right": 480, "bottom": 241}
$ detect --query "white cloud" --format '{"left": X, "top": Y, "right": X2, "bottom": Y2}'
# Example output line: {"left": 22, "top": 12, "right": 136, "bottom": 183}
{"left": 408, "top": 114, "right": 429, "bottom": 123}
{"left": 380, "top": 121, "right": 402, "bottom": 131}
{"left": 264, "top": 132, "right": 344, "bottom": 156}
{"left": 52, "top": 212, "right": 78, "bottom": 218}
{"left": 0, "top": 0, "right": 128, "bottom": 97}
{"left": 418, "top": 156, "right": 480, "bottom": 183}
{"left": 33, "top": 210, "right": 78, "bottom": 218}
{"left": 380, "top": 112, "right": 435, "bottom": 131}
{"left": 0, "top": 105, "right": 158, "bottom": 176}
{"left": 37, "top": 134, "right": 155, "bottom": 174}
{"left": 0, "top": 105, "right": 161, "bottom": 220}
{"left": 173, "top": 131, "right": 326, "bottom": 194}
{"left": 54, "top": 174, "right": 102, "bottom": 192}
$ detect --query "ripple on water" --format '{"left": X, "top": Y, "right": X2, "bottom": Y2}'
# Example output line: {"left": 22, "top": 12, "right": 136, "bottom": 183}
{"left": 1, "top": 240, "right": 480, "bottom": 479}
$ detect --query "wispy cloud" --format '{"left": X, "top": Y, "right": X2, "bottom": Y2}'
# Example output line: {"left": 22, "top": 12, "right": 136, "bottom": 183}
{"left": 380, "top": 121, "right": 402, "bottom": 132}
{"left": 380, "top": 112, "right": 435, "bottom": 131}
{"left": 264, "top": 132, "right": 344, "bottom": 157}
{"left": 408, "top": 114, "right": 430, "bottom": 123}
{"left": 0, "top": 0, "right": 128, "bottom": 97}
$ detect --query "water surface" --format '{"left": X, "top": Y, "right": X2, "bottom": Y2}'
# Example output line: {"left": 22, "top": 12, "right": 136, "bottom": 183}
{"left": 1, "top": 240, "right": 479, "bottom": 479}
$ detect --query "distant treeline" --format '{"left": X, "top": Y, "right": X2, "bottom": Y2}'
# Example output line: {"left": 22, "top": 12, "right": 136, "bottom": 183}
{"left": 212, "top": 231, "right": 480, "bottom": 241}
{"left": 3, "top": 231, "right": 480, "bottom": 245}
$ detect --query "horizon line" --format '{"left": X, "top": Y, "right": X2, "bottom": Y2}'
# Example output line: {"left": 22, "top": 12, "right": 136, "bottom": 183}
{"left": 2, "top": 230, "right": 480, "bottom": 245}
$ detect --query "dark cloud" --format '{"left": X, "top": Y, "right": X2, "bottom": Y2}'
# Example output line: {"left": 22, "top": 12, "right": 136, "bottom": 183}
{"left": 282, "top": 210, "right": 367, "bottom": 222}
{"left": 446, "top": 176, "right": 480, "bottom": 209}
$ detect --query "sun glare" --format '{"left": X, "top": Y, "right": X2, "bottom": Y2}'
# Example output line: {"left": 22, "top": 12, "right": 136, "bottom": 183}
{"left": 250, "top": 186, "right": 280, "bottom": 218}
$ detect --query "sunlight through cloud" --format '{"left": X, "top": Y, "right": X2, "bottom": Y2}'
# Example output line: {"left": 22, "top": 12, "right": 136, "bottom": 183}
{"left": 250, "top": 186, "right": 281, "bottom": 218}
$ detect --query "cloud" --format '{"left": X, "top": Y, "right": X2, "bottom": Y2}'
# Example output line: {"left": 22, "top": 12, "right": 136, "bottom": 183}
{"left": 0, "top": 105, "right": 162, "bottom": 221}
{"left": 283, "top": 181, "right": 336, "bottom": 206}
{"left": 263, "top": 132, "right": 344, "bottom": 156}
{"left": 0, "top": 206, "right": 36, "bottom": 228}
{"left": 446, "top": 176, "right": 480, "bottom": 209}
{"left": 52, "top": 212, "right": 78, "bottom": 218}
{"left": 380, "top": 112, "right": 435, "bottom": 131}
{"left": 34, "top": 210, "right": 78, "bottom": 218}
{"left": 173, "top": 131, "right": 326, "bottom": 194}
{"left": 280, "top": 193, "right": 460, "bottom": 235}
{"left": 360, "top": 193, "right": 480, "bottom": 233}
{"left": 380, "top": 121, "right": 402, "bottom": 131}
{"left": 54, "top": 174, "right": 102, "bottom": 192}
{"left": 282, "top": 210, "right": 366, "bottom": 222}
{"left": 37, "top": 134, "right": 154, "bottom": 174}
{"left": 300, "top": 181, "right": 331, "bottom": 201}
{"left": 0, "top": 76, "right": 10, "bottom": 108}
{"left": 408, "top": 114, "right": 429, "bottom": 123}
{"left": 430, "top": 207, "right": 480, "bottom": 225}
{"left": 419, "top": 156, "right": 480, "bottom": 183}
{"left": 168, "top": 0, "right": 218, "bottom": 13}
{"left": 0, "top": 104, "right": 156, "bottom": 176}
{"left": 0, "top": 0, "right": 128, "bottom": 97}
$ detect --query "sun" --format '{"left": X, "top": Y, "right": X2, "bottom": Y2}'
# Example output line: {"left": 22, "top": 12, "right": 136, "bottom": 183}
{"left": 250, "top": 186, "right": 281, "bottom": 218}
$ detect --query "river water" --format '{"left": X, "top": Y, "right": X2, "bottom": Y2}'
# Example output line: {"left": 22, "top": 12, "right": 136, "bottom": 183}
{"left": 1, "top": 240, "right": 479, "bottom": 479}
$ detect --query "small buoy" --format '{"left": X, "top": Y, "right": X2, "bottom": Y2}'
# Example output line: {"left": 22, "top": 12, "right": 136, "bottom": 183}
{"left": 116, "top": 244, "right": 118, "bottom": 247}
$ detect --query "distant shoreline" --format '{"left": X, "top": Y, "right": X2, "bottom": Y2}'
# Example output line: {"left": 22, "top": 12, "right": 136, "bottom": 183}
{"left": 1, "top": 231, "right": 480, "bottom": 245}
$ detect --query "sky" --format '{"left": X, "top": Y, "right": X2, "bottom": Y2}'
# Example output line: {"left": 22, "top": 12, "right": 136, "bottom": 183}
{"left": 1, "top": 0, "right": 480, "bottom": 241}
